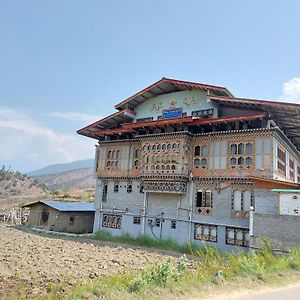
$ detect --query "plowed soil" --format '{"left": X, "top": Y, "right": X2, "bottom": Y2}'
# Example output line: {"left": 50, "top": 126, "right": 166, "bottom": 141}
{"left": 0, "top": 224, "right": 182, "bottom": 299}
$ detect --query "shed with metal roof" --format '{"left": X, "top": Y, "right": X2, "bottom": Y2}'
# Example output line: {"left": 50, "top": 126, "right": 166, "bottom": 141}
{"left": 24, "top": 200, "right": 95, "bottom": 233}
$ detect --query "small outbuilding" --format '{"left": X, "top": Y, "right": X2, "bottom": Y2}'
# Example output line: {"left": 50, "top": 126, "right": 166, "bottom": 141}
{"left": 24, "top": 200, "right": 95, "bottom": 234}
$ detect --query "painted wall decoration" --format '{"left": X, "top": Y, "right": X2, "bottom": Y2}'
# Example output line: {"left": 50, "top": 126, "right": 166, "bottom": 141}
{"left": 135, "top": 90, "right": 215, "bottom": 120}
{"left": 183, "top": 96, "right": 200, "bottom": 107}
{"left": 150, "top": 102, "right": 163, "bottom": 113}
{"left": 168, "top": 97, "right": 177, "bottom": 109}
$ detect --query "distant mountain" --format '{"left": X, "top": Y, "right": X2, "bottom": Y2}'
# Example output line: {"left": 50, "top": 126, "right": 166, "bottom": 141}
{"left": 33, "top": 168, "right": 95, "bottom": 190}
{"left": 28, "top": 159, "right": 94, "bottom": 177}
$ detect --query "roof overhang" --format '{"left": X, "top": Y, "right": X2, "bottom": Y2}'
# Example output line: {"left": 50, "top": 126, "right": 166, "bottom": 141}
{"left": 115, "top": 77, "right": 233, "bottom": 111}
{"left": 250, "top": 176, "right": 300, "bottom": 189}
{"left": 77, "top": 109, "right": 136, "bottom": 138}
{"left": 90, "top": 113, "right": 268, "bottom": 138}
{"left": 210, "top": 96, "right": 300, "bottom": 148}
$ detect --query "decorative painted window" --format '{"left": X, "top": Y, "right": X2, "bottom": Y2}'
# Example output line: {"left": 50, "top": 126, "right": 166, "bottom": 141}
{"left": 114, "top": 183, "right": 119, "bottom": 193}
{"left": 194, "top": 223, "right": 217, "bottom": 242}
{"left": 106, "top": 149, "right": 120, "bottom": 170}
{"left": 195, "top": 189, "right": 212, "bottom": 215}
{"left": 230, "top": 143, "right": 253, "bottom": 169}
{"left": 134, "top": 149, "right": 141, "bottom": 158}
{"left": 102, "top": 214, "right": 122, "bottom": 229}
{"left": 171, "top": 220, "right": 176, "bottom": 229}
{"left": 231, "top": 189, "right": 253, "bottom": 218}
{"left": 102, "top": 183, "right": 108, "bottom": 202}
{"left": 226, "top": 227, "right": 249, "bottom": 247}
{"left": 139, "top": 185, "right": 144, "bottom": 193}
{"left": 194, "top": 145, "right": 208, "bottom": 169}
{"left": 136, "top": 117, "right": 153, "bottom": 123}
{"left": 134, "top": 160, "right": 140, "bottom": 168}
{"left": 127, "top": 184, "right": 132, "bottom": 193}
{"left": 289, "top": 158, "right": 295, "bottom": 181}
{"left": 277, "top": 147, "right": 286, "bottom": 175}
{"left": 133, "top": 216, "right": 141, "bottom": 225}
{"left": 95, "top": 147, "right": 100, "bottom": 172}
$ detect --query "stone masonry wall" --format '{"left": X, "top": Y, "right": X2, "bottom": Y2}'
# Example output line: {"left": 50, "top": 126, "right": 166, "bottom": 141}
{"left": 251, "top": 213, "right": 300, "bottom": 251}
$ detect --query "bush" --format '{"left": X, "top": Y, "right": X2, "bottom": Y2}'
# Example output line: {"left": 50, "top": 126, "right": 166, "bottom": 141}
{"left": 93, "top": 230, "right": 201, "bottom": 254}
{"left": 128, "top": 255, "right": 187, "bottom": 292}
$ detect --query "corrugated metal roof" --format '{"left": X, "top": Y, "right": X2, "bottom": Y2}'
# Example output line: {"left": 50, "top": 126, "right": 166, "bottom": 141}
{"left": 40, "top": 200, "right": 95, "bottom": 212}
{"left": 272, "top": 189, "right": 300, "bottom": 193}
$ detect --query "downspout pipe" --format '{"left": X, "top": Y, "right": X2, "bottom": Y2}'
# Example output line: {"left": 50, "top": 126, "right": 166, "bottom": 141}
{"left": 142, "top": 191, "right": 147, "bottom": 235}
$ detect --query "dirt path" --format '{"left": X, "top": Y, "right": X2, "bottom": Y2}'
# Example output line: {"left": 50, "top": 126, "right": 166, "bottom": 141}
{"left": 233, "top": 284, "right": 300, "bottom": 300}
{"left": 204, "top": 282, "right": 300, "bottom": 300}
{"left": 0, "top": 224, "right": 184, "bottom": 299}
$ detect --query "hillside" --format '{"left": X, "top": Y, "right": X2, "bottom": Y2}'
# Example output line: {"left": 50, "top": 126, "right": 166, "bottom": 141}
{"left": 32, "top": 167, "right": 95, "bottom": 190}
{"left": 0, "top": 166, "right": 46, "bottom": 210}
{"left": 27, "top": 159, "right": 94, "bottom": 177}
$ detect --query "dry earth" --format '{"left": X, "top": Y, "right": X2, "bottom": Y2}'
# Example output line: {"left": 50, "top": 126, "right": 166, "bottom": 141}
{"left": 0, "top": 224, "right": 187, "bottom": 299}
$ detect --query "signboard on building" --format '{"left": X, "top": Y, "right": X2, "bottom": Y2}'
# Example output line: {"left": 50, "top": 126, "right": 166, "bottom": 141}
{"left": 279, "top": 193, "right": 300, "bottom": 216}
{"left": 162, "top": 108, "right": 183, "bottom": 119}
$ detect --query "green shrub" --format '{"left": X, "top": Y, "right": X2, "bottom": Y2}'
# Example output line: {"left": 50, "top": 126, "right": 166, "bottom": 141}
{"left": 93, "top": 230, "right": 200, "bottom": 254}
{"left": 128, "top": 255, "right": 187, "bottom": 292}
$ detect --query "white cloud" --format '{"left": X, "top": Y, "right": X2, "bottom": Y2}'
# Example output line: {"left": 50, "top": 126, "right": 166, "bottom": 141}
{"left": 0, "top": 108, "right": 96, "bottom": 171}
{"left": 48, "top": 111, "right": 100, "bottom": 122}
{"left": 280, "top": 77, "right": 300, "bottom": 103}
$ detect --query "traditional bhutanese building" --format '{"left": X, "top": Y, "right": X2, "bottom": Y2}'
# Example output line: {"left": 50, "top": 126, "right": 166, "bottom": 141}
{"left": 78, "top": 78, "right": 300, "bottom": 251}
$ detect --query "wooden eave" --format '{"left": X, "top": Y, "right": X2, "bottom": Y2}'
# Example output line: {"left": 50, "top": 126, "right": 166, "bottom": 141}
{"left": 210, "top": 96, "right": 300, "bottom": 148}
{"left": 188, "top": 113, "right": 267, "bottom": 126}
{"left": 250, "top": 176, "right": 300, "bottom": 189}
{"left": 115, "top": 77, "right": 233, "bottom": 110}
{"left": 77, "top": 109, "right": 136, "bottom": 138}
{"left": 91, "top": 113, "right": 268, "bottom": 137}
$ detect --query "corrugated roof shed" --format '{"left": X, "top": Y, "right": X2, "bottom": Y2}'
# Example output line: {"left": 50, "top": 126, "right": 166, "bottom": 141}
{"left": 25, "top": 200, "right": 95, "bottom": 212}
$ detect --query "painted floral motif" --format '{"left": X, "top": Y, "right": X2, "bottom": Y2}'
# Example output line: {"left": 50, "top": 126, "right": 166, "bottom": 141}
{"left": 183, "top": 96, "right": 200, "bottom": 107}
{"left": 168, "top": 97, "right": 177, "bottom": 109}
{"left": 150, "top": 102, "right": 163, "bottom": 113}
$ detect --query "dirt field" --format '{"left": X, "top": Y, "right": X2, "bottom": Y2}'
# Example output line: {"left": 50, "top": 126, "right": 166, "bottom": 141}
{"left": 0, "top": 224, "right": 183, "bottom": 299}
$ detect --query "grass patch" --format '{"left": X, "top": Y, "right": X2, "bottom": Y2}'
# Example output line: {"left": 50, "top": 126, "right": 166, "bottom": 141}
{"left": 93, "top": 230, "right": 201, "bottom": 254}
{"left": 39, "top": 241, "right": 300, "bottom": 300}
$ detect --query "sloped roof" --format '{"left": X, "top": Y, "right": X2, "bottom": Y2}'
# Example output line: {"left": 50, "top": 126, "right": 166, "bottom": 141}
{"left": 210, "top": 96, "right": 300, "bottom": 147}
{"left": 77, "top": 109, "right": 136, "bottom": 138}
{"left": 115, "top": 77, "right": 233, "bottom": 110}
{"left": 24, "top": 200, "right": 95, "bottom": 212}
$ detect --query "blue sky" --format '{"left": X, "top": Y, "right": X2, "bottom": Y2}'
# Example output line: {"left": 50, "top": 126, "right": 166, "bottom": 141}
{"left": 0, "top": 0, "right": 300, "bottom": 172}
